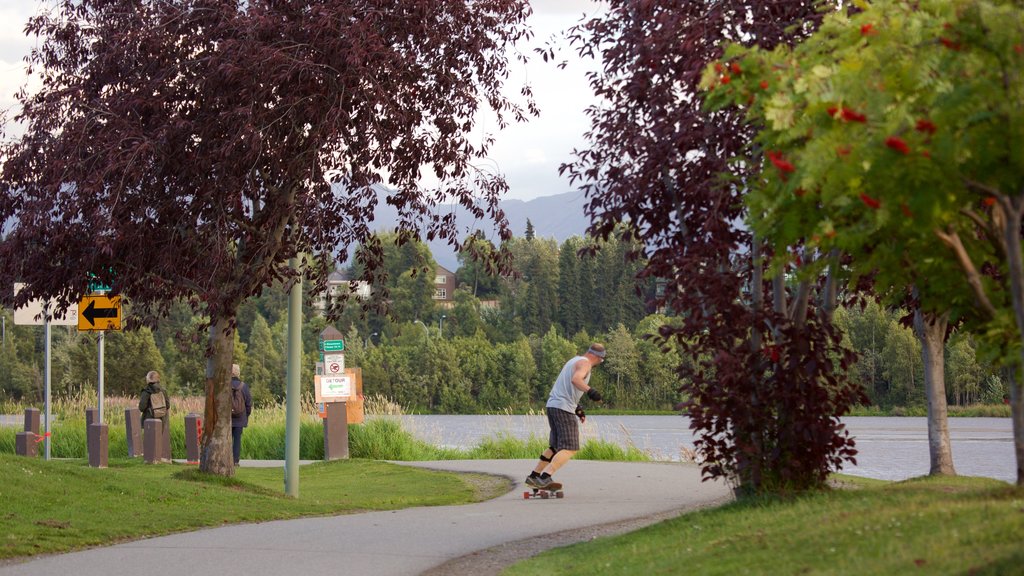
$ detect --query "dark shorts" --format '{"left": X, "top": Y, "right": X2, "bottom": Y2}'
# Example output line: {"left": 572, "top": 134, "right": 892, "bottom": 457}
{"left": 547, "top": 408, "right": 580, "bottom": 452}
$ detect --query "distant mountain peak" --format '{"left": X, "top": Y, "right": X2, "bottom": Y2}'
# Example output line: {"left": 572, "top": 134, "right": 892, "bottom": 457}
{"left": 367, "top": 188, "right": 591, "bottom": 270}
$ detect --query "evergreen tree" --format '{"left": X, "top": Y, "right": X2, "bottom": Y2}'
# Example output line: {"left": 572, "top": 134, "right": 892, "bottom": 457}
{"left": 557, "top": 236, "right": 584, "bottom": 335}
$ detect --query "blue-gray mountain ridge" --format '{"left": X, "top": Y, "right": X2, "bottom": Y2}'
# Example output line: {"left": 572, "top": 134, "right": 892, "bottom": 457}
{"left": 368, "top": 188, "right": 591, "bottom": 270}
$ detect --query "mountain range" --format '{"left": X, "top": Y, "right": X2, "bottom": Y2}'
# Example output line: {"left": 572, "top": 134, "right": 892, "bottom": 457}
{"left": 369, "top": 188, "right": 593, "bottom": 270}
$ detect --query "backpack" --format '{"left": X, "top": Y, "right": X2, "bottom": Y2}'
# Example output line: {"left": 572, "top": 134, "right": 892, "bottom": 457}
{"left": 149, "top": 391, "right": 167, "bottom": 419}
{"left": 231, "top": 383, "right": 245, "bottom": 418}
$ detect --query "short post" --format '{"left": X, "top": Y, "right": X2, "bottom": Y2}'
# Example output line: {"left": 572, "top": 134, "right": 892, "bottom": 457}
{"left": 85, "top": 407, "right": 109, "bottom": 467}
{"left": 161, "top": 419, "right": 172, "bottom": 462}
{"left": 125, "top": 408, "right": 142, "bottom": 457}
{"left": 323, "top": 401, "right": 349, "bottom": 460}
{"left": 25, "top": 407, "right": 40, "bottom": 435}
{"left": 85, "top": 408, "right": 98, "bottom": 461}
{"left": 88, "top": 422, "right": 108, "bottom": 468}
{"left": 143, "top": 418, "right": 163, "bottom": 464}
{"left": 184, "top": 413, "right": 203, "bottom": 464}
{"left": 15, "top": 408, "right": 40, "bottom": 457}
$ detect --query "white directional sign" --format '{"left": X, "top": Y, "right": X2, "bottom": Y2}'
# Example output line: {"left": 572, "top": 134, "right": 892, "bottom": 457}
{"left": 12, "top": 284, "right": 78, "bottom": 326}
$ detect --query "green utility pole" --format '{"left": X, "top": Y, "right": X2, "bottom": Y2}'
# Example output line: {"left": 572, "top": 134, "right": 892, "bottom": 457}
{"left": 284, "top": 257, "right": 302, "bottom": 497}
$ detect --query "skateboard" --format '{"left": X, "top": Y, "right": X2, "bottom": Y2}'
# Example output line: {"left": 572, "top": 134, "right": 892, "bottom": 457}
{"left": 523, "top": 483, "right": 564, "bottom": 499}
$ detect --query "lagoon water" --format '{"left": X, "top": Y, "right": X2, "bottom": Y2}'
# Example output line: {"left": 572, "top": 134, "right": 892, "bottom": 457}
{"left": 394, "top": 414, "right": 1016, "bottom": 484}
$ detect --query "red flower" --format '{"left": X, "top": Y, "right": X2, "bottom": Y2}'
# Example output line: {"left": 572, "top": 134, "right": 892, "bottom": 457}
{"left": 714, "top": 62, "right": 724, "bottom": 73}
{"left": 921, "top": 150, "right": 931, "bottom": 159}
{"left": 885, "top": 136, "right": 910, "bottom": 155}
{"left": 915, "top": 119, "right": 937, "bottom": 134}
{"left": 860, "top": 193, "right": 881, "bottom": 209}
{"left": 836, "top": 145, "right": 852, "bottom": 157}
{"left": 794, "top": 188, "right": 806, "bottom": 197}
{"left": 860, "top": 23, "right": 876, "bottom": 36}
{"left": 759, "top": 80, "right": 769, "bottom": 90}
{"left": 900, "top": 203, "right": 913, "bottom": 218}
{"left": 767, "top": 151, "right": 796, "bottom": 173}
{"left": 762, "top": 346, "right": 780, "bottom": 363}
{"left": 720, "top": 75, "right": 731, "bottom": 84}
{"left": 939, "top": 37, "right": 961, "bottom": 50}
{"left": 730, "top": 62, "right": 742, "bottom": 75}
{"left": 840, "top": 108, "right": 867, "bottom": 123}
{"left": 1016, "top": 44, "right": 1023, "bottom": 54}
{"left": 827, "top": 106, "right": 839, "bottom": 117}
{"left": 983, "top": 197, "right": 997, "bottom": 207}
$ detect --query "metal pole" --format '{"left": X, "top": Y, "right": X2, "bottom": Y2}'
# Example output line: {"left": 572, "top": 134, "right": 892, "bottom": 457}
{"left": 97, "top": 331, "right": 105, "bottom": 423}
{"left": 284, "top": 257, "right": 302, "bottom": 497}
{"left": 414, "top": 320, "right": 428, "bottom": 343}
{"left": 44, "top": 308, "right": 51, "bottom": 460}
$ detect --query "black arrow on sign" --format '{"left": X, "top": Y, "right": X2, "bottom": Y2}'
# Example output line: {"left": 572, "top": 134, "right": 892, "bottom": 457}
{"left": 83, "top": 299, "right": 118, "bottom": 327}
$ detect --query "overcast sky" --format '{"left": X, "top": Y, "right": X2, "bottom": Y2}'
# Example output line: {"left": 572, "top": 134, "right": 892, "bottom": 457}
{"left": 0, "top": 0, "right": 603, "bottom": 201}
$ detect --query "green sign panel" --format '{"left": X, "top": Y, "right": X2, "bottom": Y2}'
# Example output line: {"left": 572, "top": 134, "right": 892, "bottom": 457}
{"left": 321, "top": 339, "right": 344, "bottom": 352}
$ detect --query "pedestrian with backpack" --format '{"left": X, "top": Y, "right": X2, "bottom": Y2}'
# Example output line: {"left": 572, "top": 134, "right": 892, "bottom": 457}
{"left": 230, "top": 364, "right": 253, "bottom": 466}
{"left": 139, "top": 370, "right": 171, "bottom": 462}
{"left": 139, "top": 370, "right": 170, "bottom": 429}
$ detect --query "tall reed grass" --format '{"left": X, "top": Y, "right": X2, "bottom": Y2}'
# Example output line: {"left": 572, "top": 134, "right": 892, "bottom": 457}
{"left": 1, "top": 393, "right": 648, "bottom": 462}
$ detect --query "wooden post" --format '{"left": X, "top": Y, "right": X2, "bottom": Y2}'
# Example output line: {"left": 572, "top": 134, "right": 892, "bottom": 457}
{"left": 323, "top": 402, "right": 349, "bottom": 460}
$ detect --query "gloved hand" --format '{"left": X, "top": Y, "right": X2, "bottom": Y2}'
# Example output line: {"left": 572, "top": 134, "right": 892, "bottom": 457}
{"left": 586, "top": 388, "right": 602, "bottom": 402}
{"left": 575, "top": 406, "right": 586, "bottom": 423}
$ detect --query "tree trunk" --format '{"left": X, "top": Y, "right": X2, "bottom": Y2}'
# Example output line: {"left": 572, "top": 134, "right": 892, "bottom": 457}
{"left": 199, "top": 315, "right": 236, "bottom": 476}
{"left": 1008, "top": 370, "right": 1024, "bottom": 486}
{"left": 914, "top": 308, "right": 956, "bottom": 476}
{"left": 1000, "top": 197, "right": 1024, "bottom": 486}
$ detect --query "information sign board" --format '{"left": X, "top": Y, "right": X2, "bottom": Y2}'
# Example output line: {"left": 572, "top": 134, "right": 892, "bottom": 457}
{"left": 315, "top": 374, "right": 353, "bottom": 402}
{"left": 12, "top": 283, "right": 78, "bottom": 326}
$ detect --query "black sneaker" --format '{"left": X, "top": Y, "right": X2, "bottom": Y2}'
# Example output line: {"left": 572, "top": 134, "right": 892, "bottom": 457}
{"left": 526, "top": 475, "right": 551, "bottom": 489}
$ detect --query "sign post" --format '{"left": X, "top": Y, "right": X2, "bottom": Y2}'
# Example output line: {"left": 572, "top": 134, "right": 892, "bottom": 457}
{"left": 78, "top": 286, "right": 119, "bottom": 468}
{"left": 13, "top": 284, "right": 78, "bottom": 460}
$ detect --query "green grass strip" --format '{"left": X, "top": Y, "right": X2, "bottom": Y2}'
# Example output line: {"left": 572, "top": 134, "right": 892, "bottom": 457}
{"left": 0, "top": 453, "right": 502, "bottom": 560}
{"left": 503, "top": 475, "right": 1024, "bottom": 576}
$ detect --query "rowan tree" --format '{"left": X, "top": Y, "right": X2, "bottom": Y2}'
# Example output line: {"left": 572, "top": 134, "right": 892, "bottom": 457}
{"left": 0, "top": 0, "right": 532, "bottom": 476}
{"left": 703, "top": 0, "right": 1024, "bottom": 484}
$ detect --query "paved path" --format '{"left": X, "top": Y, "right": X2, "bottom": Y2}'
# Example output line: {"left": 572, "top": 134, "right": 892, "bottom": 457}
{"left": 0, "top": 459, "right": 732, "bottom": 576}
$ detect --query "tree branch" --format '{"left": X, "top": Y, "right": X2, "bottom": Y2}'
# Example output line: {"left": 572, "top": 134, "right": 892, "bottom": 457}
{"left": 933, "top": 227, "right": 998, "bottom": 319}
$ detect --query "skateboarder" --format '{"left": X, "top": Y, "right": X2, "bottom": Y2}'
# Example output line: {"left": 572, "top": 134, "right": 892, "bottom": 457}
{"left": 525, "top": 343, "right": 605, "bottom": 491}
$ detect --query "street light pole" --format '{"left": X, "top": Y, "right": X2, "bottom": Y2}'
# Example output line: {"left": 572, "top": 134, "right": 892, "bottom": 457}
{"left": 439, "top": 315, "right": 446, "bottom": 336}
{"left": 413, "top": 320, "right": 429, "bottom": 343}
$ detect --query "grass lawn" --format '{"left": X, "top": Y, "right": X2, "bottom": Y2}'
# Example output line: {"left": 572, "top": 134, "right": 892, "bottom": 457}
{"left": 0, "top": 453, "right": 507, "bottom": 560}
{"left": 504, "top": 475, "right": 1024, "bottom": 576}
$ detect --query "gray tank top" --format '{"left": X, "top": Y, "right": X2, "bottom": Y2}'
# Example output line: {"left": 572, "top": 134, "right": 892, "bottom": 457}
{"left": 546, "top": 356, "right": 590, "bottom": 413}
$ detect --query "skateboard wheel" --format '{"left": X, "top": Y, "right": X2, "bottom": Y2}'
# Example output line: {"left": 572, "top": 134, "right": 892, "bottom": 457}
{"left": 523, "top": 491, "right": 530, "bottom": 499}
{"left": 556, "top": 491, "right": 564, "bottom": 498}
{"left": 540, "top": 491, "right": 549, "bottom": 499}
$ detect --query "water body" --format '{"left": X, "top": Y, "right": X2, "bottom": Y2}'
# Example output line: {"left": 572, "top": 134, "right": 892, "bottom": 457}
{"left": 395, "top": 414, "right": 1016, "bottom": 484}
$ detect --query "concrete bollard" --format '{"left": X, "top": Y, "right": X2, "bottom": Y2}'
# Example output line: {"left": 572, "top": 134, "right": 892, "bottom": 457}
{"left": 184, "top": 413, "right": 203, "bottom": 464}
{"left": 15, "top": 408, "right": 40, "bottom": 457}
{"left": 88, "top": 423, "right": 108, "bottom": 468}
{"left": 15, "top": 432, "right": 38, "bottom": 457}
{"left": 85, "top": 408, "right": 98, "bottom": 461}
{"left": 125, "top": 408, "right": 142, "bottom": 457}
{"left": 24, "top": 407, "right": 40, "bottom": 435}
{"left": 143, "top": 418, "right": 163, "bottom": 464}
{"left": 161, "top": 418, "right": 172, "bottom": 462}
{"left": 323, "top": 401, "right": 349, "bottom": 460}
